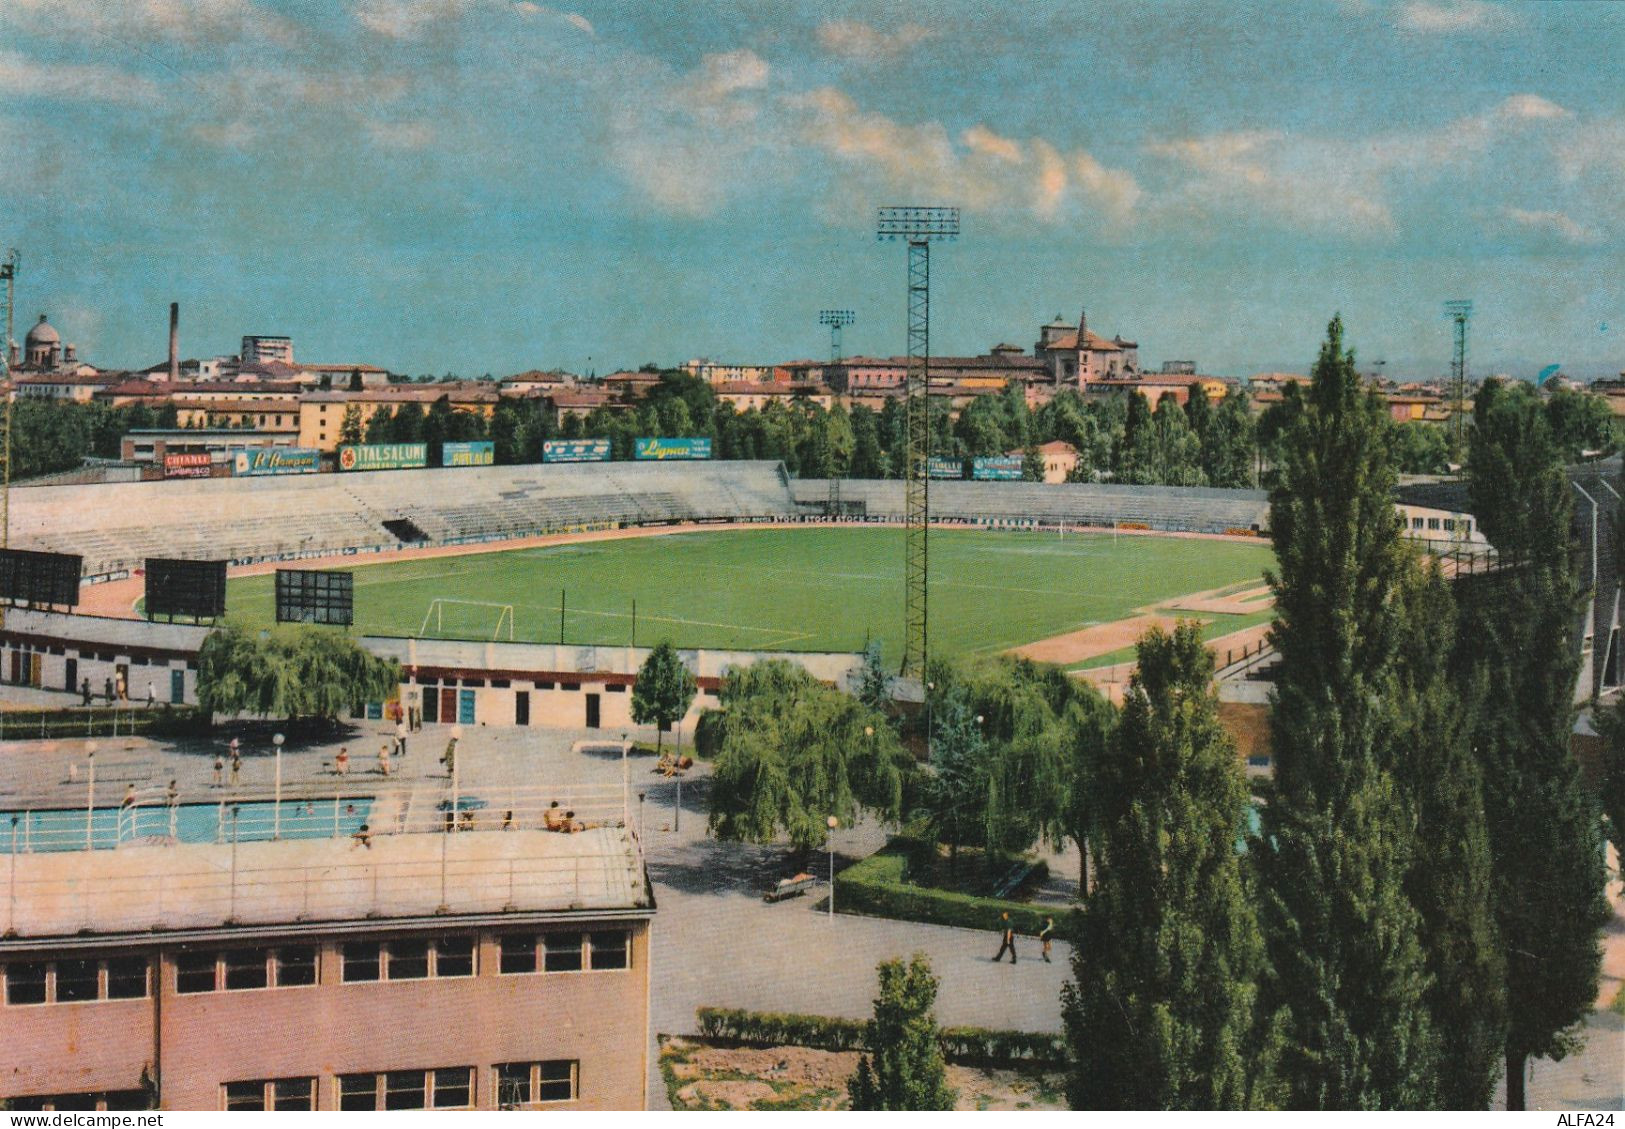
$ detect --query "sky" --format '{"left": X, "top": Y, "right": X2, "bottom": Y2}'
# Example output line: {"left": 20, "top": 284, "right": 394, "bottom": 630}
{"left": 4, "top": 0, "right": 1624, "bottom": 380}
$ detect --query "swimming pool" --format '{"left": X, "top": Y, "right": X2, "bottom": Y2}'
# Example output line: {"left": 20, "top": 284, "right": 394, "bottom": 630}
{"left": 0, "top": 797, "right": 374, "bottom": 853}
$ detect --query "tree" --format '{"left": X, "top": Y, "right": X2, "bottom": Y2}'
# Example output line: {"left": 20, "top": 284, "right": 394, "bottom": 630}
{"left": 348, "top": 367, "right": 364, "bottom": 392}
{"left": 630, "top": 640, "right": 697, "bottom": 754}
{"left": 1113, "top": 392, "right": 1156, "bottom": 484}
{"left": 1390, "top": 422, "right": 1450, "bottom": 475}
{"left": 706, "top": 660, "right": 907, "bottom": 852}
{"left": 848, "top": 954, "right": 955, "bottom": 1111}
{"left": 854, "top": 641, "right": 892, "bottom": 713}
{"left": 196, "top": 623, "right": 400, "bottom": 721}
{"left": 1204, "top": 389, "right": 1257, "bottom": 488}
{"left": 1386, "top": 561, "right": 1506, "bottom": 1109}
{"left": 1062, "top": 623, "right": 1276, "bottom": 1110}
{"left": 1462, "top": 377, "right": 1608, "bottom": 1109}
{"left": 1255, "top": 316, "right": 1438, "bottom": 1108}
{"left": 1022, "top": 444, "right": 1046, "bottom": 482}
{"left": 1545, "top": 386, "right": 1615, "bottom": 462}
{"left": 338, "top": 404, "right": 364, "bottom": 446}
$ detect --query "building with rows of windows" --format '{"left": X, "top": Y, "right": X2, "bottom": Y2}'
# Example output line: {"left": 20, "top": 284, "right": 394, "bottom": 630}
{"left": 0, "top": 825, "right": 653, "bottom": 1110}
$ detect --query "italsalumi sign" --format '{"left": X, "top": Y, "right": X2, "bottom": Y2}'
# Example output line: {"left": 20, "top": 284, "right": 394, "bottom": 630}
{"left": 337, "top": 443, "right": 428, "bottom": 471}
{"left": 231, "top": 447, "right": 321, "bottom": 476}
{"left": 162, "top": 451, "right": 213, "bottom": 478}
{"left": 635, "top": 437, "right": 712, "bottom": 460}
{"left": 442, "top": 440, "right": 495, "bottom": 467}
{"left": 542, "top": 438, "right": 612, "bottom": 463}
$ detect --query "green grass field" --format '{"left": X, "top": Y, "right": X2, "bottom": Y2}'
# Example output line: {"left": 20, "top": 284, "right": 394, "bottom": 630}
{"left": 226, "top": 527, "right": 1274, "bottom": 666}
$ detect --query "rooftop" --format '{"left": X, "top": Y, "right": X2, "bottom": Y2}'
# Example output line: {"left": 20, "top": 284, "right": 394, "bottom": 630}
{"left": 0, "top": 827, "right": 649, "bottom": 947}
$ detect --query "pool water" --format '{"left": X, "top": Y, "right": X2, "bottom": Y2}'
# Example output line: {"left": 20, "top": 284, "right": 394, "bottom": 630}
{"left": 1, "top": 797, "right": 374, "bottom": 853}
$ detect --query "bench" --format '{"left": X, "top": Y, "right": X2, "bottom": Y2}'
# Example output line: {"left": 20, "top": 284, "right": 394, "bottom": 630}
{"left": 763, "top": 873, "right": 817, "bottom": 903}
{"left": 990, "top": 862, "right": 1036, "bottom": 901}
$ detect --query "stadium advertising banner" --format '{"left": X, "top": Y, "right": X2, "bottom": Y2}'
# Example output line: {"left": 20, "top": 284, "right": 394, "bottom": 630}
{"left": 543, "top": 438, "right": 611, "bottom": 463}
{"left": 972, "top": 456, "right": 1024, "bottom": 481}
{"left": 442, "top": 440, "right": 495, "bottom": 467}
{"left": 162, "top": 451, "right": 212, "bottom": 479}
{"left": 927, "top": 456, "right": 964, "bottom": 479}
{"left": 231, "top": 447, "right": 321, "bottom": 476}
{"left": 337, "top": 443, "right": 428, "bottom": 472}
{"left": 635, "top": 437, "right": 712, "bottom": 461}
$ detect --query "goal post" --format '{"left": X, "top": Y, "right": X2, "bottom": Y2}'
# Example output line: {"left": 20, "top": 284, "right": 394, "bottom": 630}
{"left": 418, "top": 598, "right": 516, "bottom": 641}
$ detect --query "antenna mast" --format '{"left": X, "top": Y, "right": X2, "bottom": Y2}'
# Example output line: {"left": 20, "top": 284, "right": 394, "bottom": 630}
{"left": 1444, "top": 299, "right": 1472, "bottom": 460}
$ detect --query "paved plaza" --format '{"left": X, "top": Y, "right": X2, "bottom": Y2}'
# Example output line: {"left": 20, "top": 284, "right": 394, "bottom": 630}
{"left": 0, "top": 699, "right": 1620, "bottom": 1110}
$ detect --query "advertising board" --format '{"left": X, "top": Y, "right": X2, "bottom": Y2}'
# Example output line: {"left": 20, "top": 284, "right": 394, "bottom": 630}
{"left": 231, "top": 447, "right": 321, "bottom": 476}
{"left": 162, "top": 451, "right": 213, "bottom": 479}
{"left": 337, "top": 443, "right": 427, "bottom": 471}
{"left": 927, "top": 456, "right": 964, "bottom": 479}
{"left": 442, "top": 440, "right": 495, "bottom": 467}
{"left": 972, "top": 455, "right": 1024, "bottom": 481}
{"left": 635, "top": 437, "right": 712, "bottom": 461}
{"left": 542, "top": 438, "right": 612, "bottom": 463}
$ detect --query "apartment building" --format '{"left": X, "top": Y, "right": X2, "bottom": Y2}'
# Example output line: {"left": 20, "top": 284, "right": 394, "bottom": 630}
{"left": 0, "top": 826, "right": 653, "bottom": 1110}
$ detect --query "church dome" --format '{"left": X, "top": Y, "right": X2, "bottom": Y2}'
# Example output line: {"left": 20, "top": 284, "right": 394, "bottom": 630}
{"left": 26, "top": 315, "right": 59, "bottom": 345}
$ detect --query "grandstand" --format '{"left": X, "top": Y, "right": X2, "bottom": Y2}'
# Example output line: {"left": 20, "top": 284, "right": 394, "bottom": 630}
{"left": 10, "top": 462, "right": 1275, "bottom": 582}
{"left": 793, "top": 478, "right": 1270, "bottom": 536}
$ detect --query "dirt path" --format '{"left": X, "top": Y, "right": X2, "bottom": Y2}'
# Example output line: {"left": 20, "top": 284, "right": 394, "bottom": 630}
{"left": 1007, "top": 613, "right": 1197, "bottom": 666}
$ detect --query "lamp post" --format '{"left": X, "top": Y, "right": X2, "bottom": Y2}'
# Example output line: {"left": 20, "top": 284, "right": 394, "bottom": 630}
{"left": 272, "top": 732, "right": 285, "bottom": 839}
{"left": 449, "top": 724, "right": 463, "bottom": 831}
{"left": 637, "top": 791, "right": 646, "bottom": 845}
{"left": 85, "top": 742, "right": 98, "bottom": 851}
{"left": 621, "top": 731, "right": 630, "bottom": 830}
{"left": 827, "top": 815, "right": 839, "bottom": 920}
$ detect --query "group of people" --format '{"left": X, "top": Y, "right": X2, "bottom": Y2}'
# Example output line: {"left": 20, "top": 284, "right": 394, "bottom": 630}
{"left": 991, "top": 913, "right": 1056, "bottom": 965}
{"left": 542, "top": 800, "right": 586, "bottom": 833}
{"left": 78, "top": 677, "right": 162, "bottom": 708}
{"left": 211, "top": 738, "right": 243, "bottom": 788}
{"left": 654, "top": 751, "right": 693, "bottom": 777}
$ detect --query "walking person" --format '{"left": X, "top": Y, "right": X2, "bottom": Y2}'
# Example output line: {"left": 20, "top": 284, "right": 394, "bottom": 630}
{"left": 212, "top": 755, "right": 224, "bottom": 788}
{"left": 377, "top": 744, "right": 390, "bottom": 776}
{"left": 230, "top": 751, "right": 241, "bottom": 788}
{"left": 335, "top": 747, "right": 350, "bottom": 776}
{"left": 146, "top": 682, "right": 156, "bottom": 709}
{"left": 992, "top": 912, "right": 1018, "bottom": 964}
{"left": 80, "top": 678, "right": 91, "bottom": 707}
{"left": 103, "top": 677, "right": 114, "bottom": 705}
{"left": 1039, "top": 917, "right": 1055, "bottom": 963}
{"left": 395, "top": 721, "right": 407, "bottom": 759}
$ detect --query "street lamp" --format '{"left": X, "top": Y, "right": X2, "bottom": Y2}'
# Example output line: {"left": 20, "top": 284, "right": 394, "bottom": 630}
{"left": 827, "top": 815, "right": 840, "bottom": 920}
{"left": 84, "top": 742, "right": 98, "bottom": 851}
{"left": 272, "top": 733, "right": 285, "bottom": 839}
{"left": 621, "top": 732, "right": 630, "bottom": 830}
{"left": 449, "top": 725, "right": 463, "bottom": 831}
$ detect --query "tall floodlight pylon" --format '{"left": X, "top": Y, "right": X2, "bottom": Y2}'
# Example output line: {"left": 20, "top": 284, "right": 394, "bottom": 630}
{"left": 1444, "top": 299, "right": 1472, "bottom": 459}
{"left": 877, "top": 206, "right": 958, "bottom": 679}
{"left": 819, "top": 309, "right": 855, "bottom": 363}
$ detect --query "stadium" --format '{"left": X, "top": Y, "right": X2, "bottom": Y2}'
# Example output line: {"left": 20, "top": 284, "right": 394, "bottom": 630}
{"left": 0, "top": 460, "right": 1293, "bottom": 726}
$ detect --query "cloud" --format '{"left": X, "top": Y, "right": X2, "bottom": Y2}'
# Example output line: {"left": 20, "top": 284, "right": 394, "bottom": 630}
{"left": 562, "top": 11, "right": 593, "bottom": 35}
{"left": 1502, "top": 207, "right": 1601, "bottom": 246}
{"left": 694, "top": 49, "right": 769, "bottom": 99}
{"left": 1395, "top": 0, "right": 1520, "bottom": 34}
{"left": 962, "top": 125, "right": 1024, "bottom": 164}
{"left": 365, "top": 119, "right": 436, "bottom": 149}
{"left": 0, "top": 51, "right": 160, "bottom": 104}
{"left": 1, "top": 0, "right": 292, "bottom": 46}
{"left": 355, "top": 0, "right": 479, "bottom": 39}
{"left": 815, "top": 20, "right": 932, "bottom": 60}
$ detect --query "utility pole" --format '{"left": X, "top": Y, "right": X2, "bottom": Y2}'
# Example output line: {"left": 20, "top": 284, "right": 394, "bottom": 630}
{"left": 0, "top": 249, "right": 17, "bottom": 641}
{"left": 876, "top": 207, "right": 958, "bottom": 679}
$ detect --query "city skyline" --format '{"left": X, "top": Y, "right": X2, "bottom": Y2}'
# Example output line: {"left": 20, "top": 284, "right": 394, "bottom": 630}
{"left": 5, "top": 0, "right": 1624, "bottom": 378}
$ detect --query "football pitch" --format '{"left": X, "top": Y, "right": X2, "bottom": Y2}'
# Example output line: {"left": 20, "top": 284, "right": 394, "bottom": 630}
{"left": 225, "top": 527, "right": 1275, "bottom": 667}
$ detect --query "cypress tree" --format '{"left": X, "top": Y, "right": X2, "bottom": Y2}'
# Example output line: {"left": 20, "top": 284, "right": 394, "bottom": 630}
{"left": 848, "top": 954, "right": 955, "bottom": 1111}
{"left": 1386, "top": 561, "right": 1506, "bottom": 1109}
{"left": 1061, "top": 623, "right": 1275, "bottom": 1109}
{"left": 1255, "top": 316, "right": 1438, "bottom": 1108}
{"left": 1461, "top": 378, "right": 1607, "bottom": 1110}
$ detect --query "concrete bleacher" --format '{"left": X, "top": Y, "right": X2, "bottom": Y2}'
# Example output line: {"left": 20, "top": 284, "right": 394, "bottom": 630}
{"left": 8, "top": 461, "right": 802, "bottom": 578}
{"left": 794, "top": 479, "right": 1271, "bottom": 536}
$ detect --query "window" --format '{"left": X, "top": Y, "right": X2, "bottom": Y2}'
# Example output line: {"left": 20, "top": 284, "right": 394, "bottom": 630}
{"left": 54, "top": 959, "right": 98, "bottom": 1002}
{"left": 435, "top": 936, "right": 475, "bottom": 978}
{"left": 499, "top": 934, "right": 537, "bottom": 975}
{"left": 1443, "top": 519, "right": 1456, "bottom": 532}
{"left": 461, "top": 678, "right": 486, "bottom": 688}
{"left": 106, "top": 957, "right": 149, "bottom": 999}
{"left": 590, "top": 931, "right": 629, "bottom": 971}
{"left": 339, "top": 1068, "right": 472, "bottom": 1111}
{"left": 606, "top": 684, "right": 626, "bottom": 693}
{"left": 388, "top": 939, "right": 430, "bottom": 980}
{"left": 222, "top": 1078, "right": 315, "bottom": 1112}
{"left": 342, "top": 942, "right": 381, "bottom": 982}
{"left": 491, "top": 678, "right": 510, "bottom": 688}
{"left": 544, "top": 932, "right": 583, "bottom": 973}
{"left": 175, "top": 953, "right": 217, "bottom": 994}
{"left": 1412, "top": 517, "right": 1424, "bottom": 529}
{"left": 5, "top": 962, "right": 47, "bottom": 1005}
{"left": 9, "top": 1092, "right": 149, "bottom": 1112}
{"left": 561, "top": 681, "right": 581, "bottom": 692}
{"left": 535, "top": 680, "right": 555, "bottom": 690}
{"left": 432, "top": 1068, "right": 473, "bottom": 1109}
{"left": 275, "top": 946, "right": 317, "bottom": 987}
{"left": 1427, "top": 517, "right": 1440, "bottom": 531}
{"left": 224, "top": 948, "right": 270, "bottom": 991}
{"left": 385, "top": 1071, "right": 428, "bottom": 1110}
{"left": 496, "top": 1061, "right": 578, "bottom": 1107}
{"left": 339, "top": 1074, "right": 379, "bottom": 1112}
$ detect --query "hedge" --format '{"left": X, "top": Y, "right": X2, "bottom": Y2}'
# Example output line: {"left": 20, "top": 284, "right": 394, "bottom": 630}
{"left": 695, "top": 1007, "right": 1067, "bottom": 1069}
{"left": 833, "top": 837, "right": 1053, "bottom": 936}
{"left": 0, "top": 706, "right": 211, "bottom": 741}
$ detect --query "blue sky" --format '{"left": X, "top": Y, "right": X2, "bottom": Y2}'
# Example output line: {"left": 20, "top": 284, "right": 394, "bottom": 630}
{"left": 4, "top": 0, "right": 1623, "bottom": 380}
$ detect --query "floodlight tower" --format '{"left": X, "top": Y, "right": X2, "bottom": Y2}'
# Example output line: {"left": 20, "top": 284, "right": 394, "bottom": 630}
{"left": 819, "top": 309, "right": 855, "bottom": 363}
{"left": 876, "top": 205, "right": 959, "bottom": 679}
{"left": 1444, "top": 299, "right": 1472, "bottom": 456}
{"left": 1, "top": 249, "right": 16, "bottom": 555}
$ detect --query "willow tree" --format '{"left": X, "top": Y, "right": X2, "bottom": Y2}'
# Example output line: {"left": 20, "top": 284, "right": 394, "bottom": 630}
{"left": 706, "top": 660, "right": 907, "bottom": 851}
{"left": 196, "top": 622, "right": 400, "bottom": 721}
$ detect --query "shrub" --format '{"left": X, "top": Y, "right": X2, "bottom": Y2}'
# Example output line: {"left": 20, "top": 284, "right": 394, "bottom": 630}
{"left": 694, "top": 1007, "right": 1066, "bottom": 1069}
{"left": 834, "top": 837, "right": 1052, "bottom": 935}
